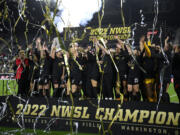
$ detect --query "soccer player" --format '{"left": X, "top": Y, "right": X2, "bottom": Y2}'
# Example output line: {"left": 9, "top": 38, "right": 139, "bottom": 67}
{"left": 114, "top": 36, "right": 129, "bottom": 101}
{"left": 126, "top": 46, "right": 141, "bottom": 101}
{"left": 51, "top": 44, "right": 65, "bottom": 98}
{"left": 140, "top": 35, "right": 157, "bottom": 102}
{"left": 68, "top": 43, "right": 83, "bottom": 98}
{"left": 37, "top": 38, "right": 52, "bottom": 97}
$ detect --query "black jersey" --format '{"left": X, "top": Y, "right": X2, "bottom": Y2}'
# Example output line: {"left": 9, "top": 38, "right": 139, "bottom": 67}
{"left": 102, "top": 54, "right": 114, "bottom": 74}
{"left": 69, "top": 57, "right": 82, "bottom": 84}
{"left": 52, "top": 57, "right": 64, "bottom": 78}
{"left": 69, "top": 57, "right": 81, "bottom": 74}
{"left": 142, "top": 57, "right": 156, "bottom": 78}
{"left": 114, "top": 49, "right": 129, "bottom": 75}
{"left": 39, "top": 51, "right": 52, "bottom": 78}
{"left": 85, "top": 51, "right": 96, "bottom": 75}
{"left": 141, "top": 47, "right": 157, "bottom": 78}
{"left": 127, "top": 55, "right": 141, "bottom": 85}
{"left": 128, "top": 56, "right": 141, "bottom": 78}
{"left": 28, "top": 60, "right": 39, "bottom": 82}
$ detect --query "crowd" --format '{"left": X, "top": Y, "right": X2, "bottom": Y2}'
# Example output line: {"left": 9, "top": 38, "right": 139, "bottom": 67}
{"left": 13, "top": 34, "right": 180, "bottom": 103}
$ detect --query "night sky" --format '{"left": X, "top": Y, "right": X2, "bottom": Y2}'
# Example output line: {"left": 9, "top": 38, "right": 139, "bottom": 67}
{"left": 0, "top": 0, "right": 180, "bottom": 51}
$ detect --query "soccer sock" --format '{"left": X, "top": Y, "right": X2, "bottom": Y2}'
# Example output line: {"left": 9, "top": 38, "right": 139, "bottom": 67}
{"left": 128, "top": 91, "right": 133, "bottom": 101}
{"left": 45, "top": 89, "right": 50, "bottom": 97}
{"left": 38, "top": 89, "right": 43, "bottom": 96}
{"left": 136, "top": 92, "right": 141, "bottom": 101}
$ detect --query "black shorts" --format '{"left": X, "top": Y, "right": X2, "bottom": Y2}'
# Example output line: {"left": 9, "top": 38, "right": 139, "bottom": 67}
{"left": 52, "top": 77, "right": 61, "bottom": 84}
{"left": 128, "top": 77, "right": 139, "bottom": 85}
{"left": 70, "top": 71, "right": 82, "bottom": 86}
{"left": 38, "top": 76, "right": 50, "bottom": 85}
{"left": 52, "top": 73, "right": 63, "bottom": 83}
{"left": 71, "top": 78, "right": 82, "bottom": 85}
{"left": 90, "top": 64, "right": 100, "bottom": 81}
{"left": 120, "top": 74, "right": 127, "bottom": 81}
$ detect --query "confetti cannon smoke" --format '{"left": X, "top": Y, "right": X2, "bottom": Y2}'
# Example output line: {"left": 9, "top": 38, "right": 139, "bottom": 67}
{"left": 51, "top": 0, "right": 102, "bottom": 32}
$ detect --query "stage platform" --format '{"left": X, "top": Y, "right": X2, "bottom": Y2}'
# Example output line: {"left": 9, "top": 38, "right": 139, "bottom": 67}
{"left": 0, "top": 96, "right": 179, "bottom": 135}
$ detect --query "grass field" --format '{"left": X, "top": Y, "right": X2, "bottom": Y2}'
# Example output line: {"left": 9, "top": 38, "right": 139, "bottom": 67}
{"left": 0, "top": 80, "right": 18, "bottom": 96}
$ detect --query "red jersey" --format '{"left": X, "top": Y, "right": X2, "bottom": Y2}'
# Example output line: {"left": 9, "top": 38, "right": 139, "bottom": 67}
{"left": 15, "top": 58, "right": 29, "bottom": 79}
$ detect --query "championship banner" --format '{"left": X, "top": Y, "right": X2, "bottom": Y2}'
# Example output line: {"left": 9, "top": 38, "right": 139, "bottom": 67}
{"left": 63, "top": 26, "right": 131, "bottom": 44}
{"left": 0, "top": 96, "right": 180, "bottom": 135}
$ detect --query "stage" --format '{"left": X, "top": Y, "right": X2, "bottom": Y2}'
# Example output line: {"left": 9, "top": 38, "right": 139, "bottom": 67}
{"left": 0, "top": 96, "right": 179, "bottom": 135}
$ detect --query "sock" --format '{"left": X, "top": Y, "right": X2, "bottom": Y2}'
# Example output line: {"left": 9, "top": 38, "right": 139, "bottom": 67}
{"left": 45, "top": 89, "right": 50, "bottom": 97}
{"left": 38, "top": 89, "right": 43, "bottom": 96}
{"left": 136, "top": 92, "right": 141, "bottom": 101}
{"left": 128, "top": 92, "right": 132, "bottom": 101}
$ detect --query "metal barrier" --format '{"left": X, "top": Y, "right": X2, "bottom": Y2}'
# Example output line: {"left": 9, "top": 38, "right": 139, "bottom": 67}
{"left": 0, "top": 73, "right": 17, "bottom": 96}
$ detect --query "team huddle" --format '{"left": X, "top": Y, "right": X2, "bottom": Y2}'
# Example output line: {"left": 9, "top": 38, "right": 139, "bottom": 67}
{"left": 14, "top": 34, "right": 180, "bottom": 103}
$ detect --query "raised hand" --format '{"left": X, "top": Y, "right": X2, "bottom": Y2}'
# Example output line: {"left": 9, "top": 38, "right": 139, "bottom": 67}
{"left": 165, "top": 36, "right": 169, "bottom": 42}
{"left": 36, "top": 37, "right": 41, "bottom": 45}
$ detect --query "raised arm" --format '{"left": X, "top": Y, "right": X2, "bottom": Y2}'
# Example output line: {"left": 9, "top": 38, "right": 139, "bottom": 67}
{"left": 50, "top": 43, "right": 56, "bottom": 59}
{"left": 139, "top": 35, "right": 151, "bottom": 57}
{"left": 114, "top": 35, "right": 125, "bottom": 50}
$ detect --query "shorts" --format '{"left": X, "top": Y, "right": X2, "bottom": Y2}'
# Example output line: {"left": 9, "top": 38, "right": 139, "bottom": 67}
{"left": 71, "top": 78, "right": 82, "bottom": 85}
{"left": 38, "top": 76, "right": 50, "bottom": 85}
{"left": 52, "top": 75, "right": 61, "bottom": 84}
{"left": 120, "top": 74, "right": 127, "bottom": 81}
{"left": 128, "top": 77, "right": 139, "bottom": 85}
{"left": 90, "top": 64, "right": 100, "bottom": 81}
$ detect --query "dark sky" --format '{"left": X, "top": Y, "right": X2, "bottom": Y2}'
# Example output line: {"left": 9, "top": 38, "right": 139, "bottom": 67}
{"left": 0, "top": 0, "right": 180, "bottom": 50}
{"left": 89, "top": 0, "right": 180, "bottom": 27}
{"left": 1, "top": 0, "right": 180, "bottom": 33}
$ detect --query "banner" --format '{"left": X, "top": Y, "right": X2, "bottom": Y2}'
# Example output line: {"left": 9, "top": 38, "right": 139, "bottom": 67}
{"left": 63, "top": 26, "right": 131, "bottom": 44}
{"left": 0, "top": 96, "right": 180, "bottom": 135}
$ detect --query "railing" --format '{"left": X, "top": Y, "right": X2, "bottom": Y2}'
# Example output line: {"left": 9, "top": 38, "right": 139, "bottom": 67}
{"left": 0, "top": 73, "right": 18, "bottom": 96}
